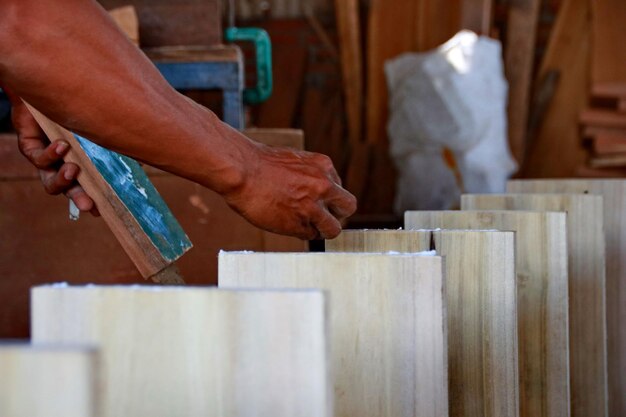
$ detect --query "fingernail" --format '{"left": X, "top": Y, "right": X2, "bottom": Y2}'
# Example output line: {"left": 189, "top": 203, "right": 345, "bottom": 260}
{"left": 64, "top": 167, "right": 75, "bottom": 181}
{"left": 56, "top": 142, "right": 69, "bottom": 155}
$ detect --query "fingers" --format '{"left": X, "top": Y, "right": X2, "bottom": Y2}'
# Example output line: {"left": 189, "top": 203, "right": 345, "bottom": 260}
{"left": 20, "top": 139, "right": 70, "bottom": 169}
{"left": 39, "top": 163, "right": 97, "bottom": 214}
{"left": 39, "top": 163, "right": 80, "bottom": 195}
{"left": 308, "top": 202, "right": 343, "bottom": 240}
{"left": 324, "top": 183, "right": 357, "bottom": 220}
{"left": 65, "top": 184, "right": 96, "bottom": 213}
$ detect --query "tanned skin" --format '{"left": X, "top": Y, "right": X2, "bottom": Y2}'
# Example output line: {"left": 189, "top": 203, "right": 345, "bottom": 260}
{"left": 0, "top": 0, "right": 356, "bottom": 240}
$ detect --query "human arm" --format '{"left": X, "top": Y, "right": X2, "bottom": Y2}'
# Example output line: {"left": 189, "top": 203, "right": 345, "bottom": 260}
{"left": 0, "top": 0, "right": 356, "bottom": 239}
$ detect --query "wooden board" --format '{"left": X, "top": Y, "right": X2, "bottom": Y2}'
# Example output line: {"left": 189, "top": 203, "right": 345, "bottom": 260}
{"left": 592, "top": 134, "right": 626, "bottom": 155}
{"left": 244, "top": 128, "right": 305, "bottom": 149}
{"left": 0, "top": 344, "right": 97, "bottom": 417}
{"left": 366, "top": 0, "right": 419, "bottom": 144}
{"left": 32, "top": 286, "right": 330, "bottom": 417}
{"left": 334, "top": 0, "right": 362, "bottom": 148}
{"left": 589, "top": 153, "right": 626, "bottom": 169}
{"left": 590, "top": 0, "right": 626, "bottom": 99}
{"left": 580, "top": 109, "right": 626, "bottom": 129}
{"left": 462, "top": 194, "right": 608, "bottom": 417}
{"left": 405, "top": 211, "right": 569, "bottom": 417}
{"left": 326, "top": 230, "right": 518, "bottom": 417}
{"left": 507, "top": 179, "right": 626, "bottom": 417}
{"left": 522, "top": 0, "right": 589, "bottom": 177}
{"left": 109, "top": 5, "right": 139, "bottom": 46}
{"left": 219, "top": 252, "right": 449, "bottom": 417}
{"left": 25, "top": 105, "right": 192, "bottom": 281}
{"left": 415, "top": 0, "right": 462, "bottom": 51}
{"left": 98, "top": 0, "right": 222, "bottom": 48}
{"left": 505, "top": 0, "right": 542, "bottom": 164}
{"left": 461, "top": 0, "right": 493, "bottom": 35}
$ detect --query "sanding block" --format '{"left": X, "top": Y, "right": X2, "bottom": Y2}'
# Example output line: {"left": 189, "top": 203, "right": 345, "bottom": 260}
{"left": 25, "top": 104, "right": 191, "bottom": 284}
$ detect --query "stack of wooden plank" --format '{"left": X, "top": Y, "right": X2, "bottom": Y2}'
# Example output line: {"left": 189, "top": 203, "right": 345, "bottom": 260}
{"left": 580, "top": 0, "right": 626, "bottom": 170}
{"left": 1, "top": 178, "right": 623, "bottom": 417}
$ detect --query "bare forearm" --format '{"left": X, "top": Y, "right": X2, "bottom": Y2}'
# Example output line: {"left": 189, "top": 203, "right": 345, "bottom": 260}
{"left": 0, "top": 0, "right": 357, "bottom": 239}
{"left": 0, "top": 0, "right": 252, "bottom": 194}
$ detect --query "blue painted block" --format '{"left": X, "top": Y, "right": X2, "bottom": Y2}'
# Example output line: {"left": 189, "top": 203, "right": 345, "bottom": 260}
{"left": 74, "top": 134, "right": 192, "bottom": 262}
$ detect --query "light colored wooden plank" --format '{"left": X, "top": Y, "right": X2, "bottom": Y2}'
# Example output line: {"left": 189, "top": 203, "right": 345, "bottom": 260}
{"left": 508, "top": 179, "right": 626, "bottom": 417}
{"left": 31, "top": 286, "right": 330, "bottom": 417}
{"left": 523, "top": 0, "right": 589, "bottom": 177}
{"left": 109, "top": 5, "right": 139, "bottom": 46}
{"left": 505, "top": 0, "right": 542, "bottom": 165}
{"left": 326, "top": 230, "right": 518, "bottom": 417}
{"left": 462, "top": 193, "right": 607, "bottom": 417}
{"left": 244, "top": 128, "right": 305, "bottom": 149}
{"left": 405, "top": 210, "right": 569, "bottom": 417}
{"left": 0, "top": 344, "right": 97, "bottom": 417}
{"left": 219, "top": 252, "right": 449, "bottom": 417}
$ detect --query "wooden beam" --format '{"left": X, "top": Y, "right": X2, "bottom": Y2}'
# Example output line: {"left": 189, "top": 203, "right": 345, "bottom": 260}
{"left": 327, "top": 230, "right": 519, "bottom": 417}
{"left": 508, "top": 179, "right": 626, "bottom": 417}
{"left": 219, "top": 252, "right": 449, "bottom": 417}
{"left": 0, "top": 345, "right": 97, "bottom": 417}
{"left": 366, "top": 0, "right": 419, "bottom": 144}
{"left": 462, "top": 193, "right": 608, "bottom": 417}
{"left": 32, "top": 286, "right": 330, "bottom": 417}
{"left": 405, "top": 210, "right": 569, "bottom": 417}
{"left": 522, "top": 0, "right": 590, "bottom": 177}
{"left": 505, "top": 0, "right": 542, "bottom": 165}
{"left": 334, "top": 0, "right": 362, "bottom": 147}
{"left": 461, "top": 0, "right": 493, "bottom": 35}
{"left": 415, "top": 0, "right": 462, "bottom": 51}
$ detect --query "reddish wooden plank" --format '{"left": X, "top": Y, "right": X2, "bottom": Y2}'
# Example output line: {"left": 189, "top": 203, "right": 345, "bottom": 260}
{"left": 581, "top": 109, "right": 626, "bottom": 129}
{"left": 505, "top": 0, "right": 542, "bottom": 165}
{"left": 591, "top": 0, "right": 626, "bottom": 100}
{"left": 522, "top": 0, "right": 589, "bottom": 177}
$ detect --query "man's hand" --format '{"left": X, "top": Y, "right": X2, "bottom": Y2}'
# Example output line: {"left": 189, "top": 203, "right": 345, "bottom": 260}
{"left": 5, "top": 88, "right": 98, "bottom": 216}
{"left": 224, "top": 143, "right": 357, "bottom": 240}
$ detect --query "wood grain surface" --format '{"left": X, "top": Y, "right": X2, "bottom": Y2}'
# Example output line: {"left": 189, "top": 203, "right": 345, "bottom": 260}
{"left": 32, "top": 286, "right": 330, "bottom": 417}
{"left": 462, "top": 193, "right": 608, "bottom": 417}
{"left": 522, "top": 0, "right": 589, "bottom": 177}
{"left": 508, "top": 179, "right": 625, "bottom": 417}
{"left": 0, "top": 344, "right": 97, "bottom": 417}
{"left": 219, "top": 252, "right": 449, "bottom": 417}
{"left": 405, "top": 211, "right": 570, "bottom": 417}
{"left": 505, "top": 0, "right": 542, "bottom": 164}
{"left": 326, "top": 229, "right": 518, "bottom": 417}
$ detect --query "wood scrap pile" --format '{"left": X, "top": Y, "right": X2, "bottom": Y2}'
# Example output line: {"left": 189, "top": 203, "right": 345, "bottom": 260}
{"left": 580, "top": 0, "right": 626, "bottom": 170}
{"left": 521, "top": 0, "right": 626, "bottom": 177}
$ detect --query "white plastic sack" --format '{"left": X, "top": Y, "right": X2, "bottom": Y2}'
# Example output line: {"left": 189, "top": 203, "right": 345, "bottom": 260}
{"left": 386, "top": 30, "right": 517, "bottom": 214}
